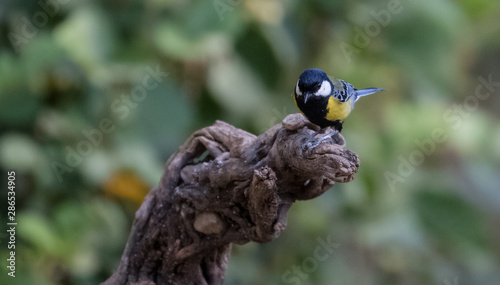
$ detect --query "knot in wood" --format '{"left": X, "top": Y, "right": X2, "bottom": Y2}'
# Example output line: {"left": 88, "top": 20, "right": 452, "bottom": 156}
{"left": 193, "top": 211, "right": 225, "bottom": 235}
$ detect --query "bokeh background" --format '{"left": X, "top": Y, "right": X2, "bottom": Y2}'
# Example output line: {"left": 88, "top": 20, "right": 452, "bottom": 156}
{"left": 1, "top": 0, "right": 500, "bottom": 284}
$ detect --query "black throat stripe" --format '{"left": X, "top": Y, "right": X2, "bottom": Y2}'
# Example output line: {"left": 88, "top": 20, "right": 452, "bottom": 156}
{"left": 295, "top": 94, "right": 344, "bottom": 131}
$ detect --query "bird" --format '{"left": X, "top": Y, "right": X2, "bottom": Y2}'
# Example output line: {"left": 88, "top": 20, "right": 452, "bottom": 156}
{"left": 293, "top": 68, "right": 384, "bottom": 153}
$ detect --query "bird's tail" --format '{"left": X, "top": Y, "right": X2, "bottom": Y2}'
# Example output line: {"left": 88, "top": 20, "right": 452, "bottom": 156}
{"left": 354, "top": 88, "right": 385, "bottom": 98}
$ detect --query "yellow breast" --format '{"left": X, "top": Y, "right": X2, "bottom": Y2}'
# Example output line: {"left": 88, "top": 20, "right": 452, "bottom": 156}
{"left": 293, "top": 94, "right": 306, "bottom": 117}
{"left": 325, "top": 96, "right": 352, "bottom": 121}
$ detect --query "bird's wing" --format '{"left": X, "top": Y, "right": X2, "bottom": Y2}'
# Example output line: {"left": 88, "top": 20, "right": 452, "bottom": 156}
{"left": 330, "top": 78, "right": 354, "bottom": 102}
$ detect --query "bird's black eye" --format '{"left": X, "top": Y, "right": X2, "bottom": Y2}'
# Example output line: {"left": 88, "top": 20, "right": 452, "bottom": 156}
{"left": 299, "top": 81, "right": 322, "bottom": 92}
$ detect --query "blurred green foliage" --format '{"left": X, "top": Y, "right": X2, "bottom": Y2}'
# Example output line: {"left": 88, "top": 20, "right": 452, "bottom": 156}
{"left": 1, "top": 0, "right": 500, "bottom": 284}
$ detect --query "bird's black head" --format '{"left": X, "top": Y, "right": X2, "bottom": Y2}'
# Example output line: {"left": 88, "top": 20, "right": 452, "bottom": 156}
{"left": 295, "top": 68, "right": 332, "bottom": 103}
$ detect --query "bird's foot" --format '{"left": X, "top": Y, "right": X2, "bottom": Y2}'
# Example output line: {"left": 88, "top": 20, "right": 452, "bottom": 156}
{"left": 300, "top": 130, "right": 339, "bottom": 155}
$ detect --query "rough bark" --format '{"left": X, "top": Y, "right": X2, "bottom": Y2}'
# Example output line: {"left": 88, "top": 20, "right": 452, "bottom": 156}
{"left": 102, "top": 113, "right": 360, "bottom": 285}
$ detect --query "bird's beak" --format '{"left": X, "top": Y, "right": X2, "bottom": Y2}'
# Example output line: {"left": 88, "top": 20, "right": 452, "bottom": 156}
{"left": 304, "top": 93, "right": 312, "bottom": 103}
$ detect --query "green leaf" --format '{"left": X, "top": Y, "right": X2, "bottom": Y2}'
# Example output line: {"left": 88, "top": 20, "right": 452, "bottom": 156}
{"left": 414, "top": 190, "right": 486, "bottom": 248}
{"left": 17, "top": 213, "right": 64, "bottom": 256}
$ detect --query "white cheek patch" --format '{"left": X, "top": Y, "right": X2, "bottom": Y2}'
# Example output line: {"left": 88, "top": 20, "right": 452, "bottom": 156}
{"left": 315, "top": 80, "right": 332, "bottom": 97}
{"left": 295, "top": 81, "right": 302, "bottom": 96}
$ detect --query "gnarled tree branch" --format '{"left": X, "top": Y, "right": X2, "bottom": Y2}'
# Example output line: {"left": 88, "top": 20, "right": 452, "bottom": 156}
{"left": 102, "top": 113, "right": 359, "bottom": 285}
